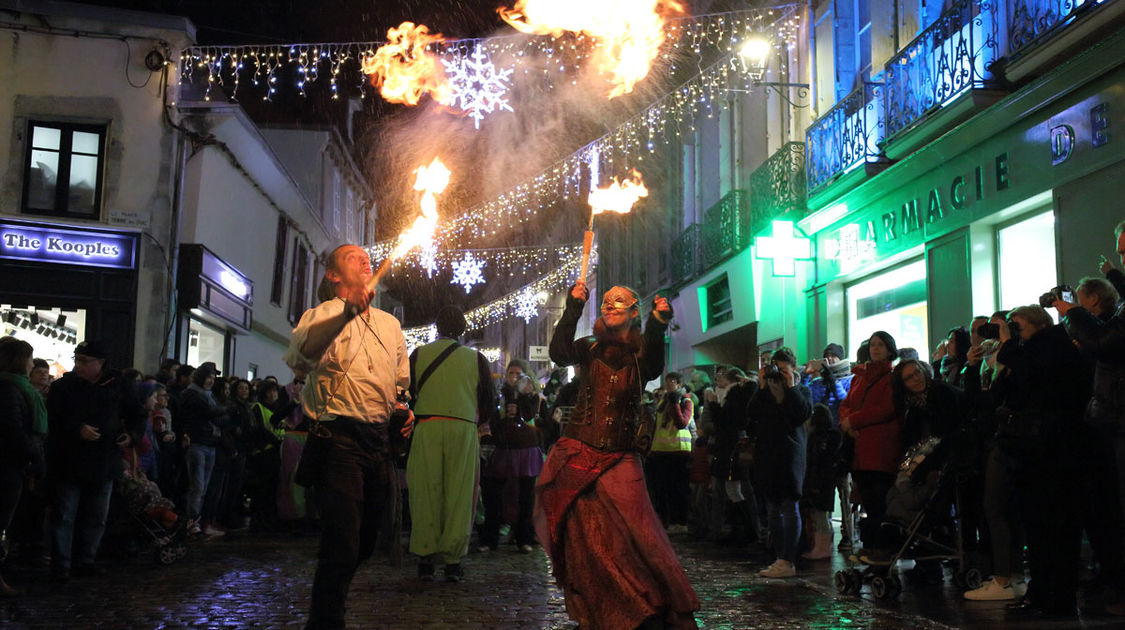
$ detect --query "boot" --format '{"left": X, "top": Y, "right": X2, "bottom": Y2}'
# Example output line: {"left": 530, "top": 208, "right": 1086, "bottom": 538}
{"left": 801, "top": 532, "right": 833, "bottom": 560}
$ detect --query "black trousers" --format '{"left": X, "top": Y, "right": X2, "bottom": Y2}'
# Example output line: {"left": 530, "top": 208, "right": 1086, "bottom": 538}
{"left": 1017, "top": 453, "right": 1081, "bottom": 613}
{"left": 306, "top": 419, "right": 395, "bottom": 630}
{"left": 1082, "top": 430, "right": 1125, "bottom": 587}
{"left": 479, "top": 475, "right": 536, "bottom": 548}
{"left": 645, "top": 452, "right": 692, "bottom": 527}
{"left": 852, "top": 470, "right": 894, "bottom": 544}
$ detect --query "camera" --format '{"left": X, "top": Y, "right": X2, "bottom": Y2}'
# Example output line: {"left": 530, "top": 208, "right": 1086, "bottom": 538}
{"left": 978, "top": 323, "right": 1001, "bottom": 340}
{"left": 1038, "top": 284, "right": 1075, "bottom": 308}
{"left": 761, "top": 363, "right": 781, "bottom": 380}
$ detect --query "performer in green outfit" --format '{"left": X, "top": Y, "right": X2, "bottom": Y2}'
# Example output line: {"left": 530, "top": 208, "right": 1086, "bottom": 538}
{"left": 406, "top": 305, "right": 498, "bottom": 582}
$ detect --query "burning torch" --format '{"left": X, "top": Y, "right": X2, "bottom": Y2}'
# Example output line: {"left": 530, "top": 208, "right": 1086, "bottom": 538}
{"left": 368, "top": 157, "right": 451, "bottom": 293}
{"left": 580, "top": 168, "right": 648, "bottom": 284}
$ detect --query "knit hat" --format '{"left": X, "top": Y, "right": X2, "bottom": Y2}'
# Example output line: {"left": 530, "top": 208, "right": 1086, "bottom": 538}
{"left": 823, "top": 343, "right": 845, "bottom": 360}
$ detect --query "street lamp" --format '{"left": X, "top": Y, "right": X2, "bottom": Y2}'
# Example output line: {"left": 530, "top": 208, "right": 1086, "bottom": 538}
{"left": 736, "top": 34, "right": 809, "bottom": 108}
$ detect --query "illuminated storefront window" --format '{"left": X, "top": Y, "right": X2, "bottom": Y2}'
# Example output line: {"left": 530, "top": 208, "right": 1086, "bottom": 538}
{"left": 1, "top": 305, "right": 85, "bottom": 376}
{"left": 997, "top": 211, "right": 1057, "bottom": 312}
{"left": 187, "top": 318, "right": 225, "bottom": 373}
{"left": 846, "top": 259, "right": 929, "bottom": 361}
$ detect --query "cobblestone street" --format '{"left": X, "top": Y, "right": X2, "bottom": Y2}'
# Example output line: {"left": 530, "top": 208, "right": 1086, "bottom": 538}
{"left": 2, "top": 527, "right": 1120, "bottom": 629}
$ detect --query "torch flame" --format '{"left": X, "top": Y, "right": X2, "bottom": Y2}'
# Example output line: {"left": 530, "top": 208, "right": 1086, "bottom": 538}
{"left": 390, "top": 158, "right": 451, "bottom": 260}
{"left": 361, "top": 22, "right": 453, "bottom": 106}
{"left": 499, "top": 0, "right": 684, "bottom": 98}
{"left": 587, "top": 169, "right": 648, "bottom": 216}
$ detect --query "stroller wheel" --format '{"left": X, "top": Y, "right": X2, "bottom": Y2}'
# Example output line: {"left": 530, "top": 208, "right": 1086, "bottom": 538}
{"left": 964, "top": 568, "right": 983, "bottom": 590}
{"left": 952, "top": 571, "right": 966, "bottom": 589}
{"left": 834, "top": 571, "right": 850, "bottom": 594}
{"left": 871, "top": 576, "right": 889, "bottom": 599}
{"left": 846, "top": 569, "right": 863, "bottom": 595}
{"left": 158, "top": 545, "right": 178, "bottom": 565}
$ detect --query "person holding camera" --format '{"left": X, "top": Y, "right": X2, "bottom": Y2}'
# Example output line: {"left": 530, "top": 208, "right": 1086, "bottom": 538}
{"left": 990, "top": 305, "right": 1088, "bottom": 618}
{"left": 1056, "top": 276, "right": 1125, "bottom": 614}
{"left": 647, "top": 372, "right": 695, "bottom": 534}
{"left": 749, "top": 347, "right": 812, "bottom": 578}
{"left": 538, "top": 282, "right": 698, "bottom": 630}
{"left": 479, "top": 359, "right": 542, "bottom": 554}
{"left": 801, "top": 343, "right": 853, "bottom": 556}
{"left": 838, "top": 331, "right": 901, "bottom": 543}
{"left": 931, "top": 327, "right": 971, "bottom": 388}
{"left": 705, "top": 366, "right": 760, "bottom": 546}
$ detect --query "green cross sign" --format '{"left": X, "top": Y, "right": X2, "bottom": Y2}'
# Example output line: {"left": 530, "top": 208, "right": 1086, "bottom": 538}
{"left": 754, "top": 220, "right": 814, "bottom": 277}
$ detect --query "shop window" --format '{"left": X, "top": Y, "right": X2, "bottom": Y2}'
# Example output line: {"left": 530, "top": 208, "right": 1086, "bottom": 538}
{"left": 997, "top": 212, "right": 1057, "bottom": 312}
{"left": 22, "top": 121, "right": 106, "bottom": 218}
{"left": 846, "top": 259, "right": 929, "bottom": 361}
{"left": 187, "top": 318, "right": 225, "bottom": 373}
{"left": 1, "top": 305, "right": 85, "bottom": 375}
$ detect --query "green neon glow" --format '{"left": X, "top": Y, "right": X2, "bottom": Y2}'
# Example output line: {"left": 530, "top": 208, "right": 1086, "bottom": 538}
{"left": 697, "top": 285, "right": 709, "bottom": 332}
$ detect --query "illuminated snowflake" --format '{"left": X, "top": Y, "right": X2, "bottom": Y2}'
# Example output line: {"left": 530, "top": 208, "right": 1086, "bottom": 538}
{"left": 514, "top": 289, "right": 539, "bottom": 323}
{"left": 418, "top": 243, "right": 438, "bottom": 278}
{"left": 442, "top": 44, "right": 513, "bottom": 129}
{"left": 450, "top": 252, "right": 486, "bottom": 293}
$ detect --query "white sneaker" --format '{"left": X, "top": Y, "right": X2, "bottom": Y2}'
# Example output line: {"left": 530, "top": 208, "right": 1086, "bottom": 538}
{"left": 202, "top": 525, "right": 226, "bottom": 537}
{"left": 758, "top": 560, "right": 797, "bottom": 578}
{"left": 963, "top": 578, "right": 1015, "bottom": 601}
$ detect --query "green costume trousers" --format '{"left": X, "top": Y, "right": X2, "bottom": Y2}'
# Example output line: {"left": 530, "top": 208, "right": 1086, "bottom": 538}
{"left": 406, "top": 418, "right": 480, "bottom": 564}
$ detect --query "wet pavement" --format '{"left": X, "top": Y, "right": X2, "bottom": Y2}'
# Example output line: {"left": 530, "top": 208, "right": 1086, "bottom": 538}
{"left": 0, "top": 527, "right": 1119, "bottom": 629}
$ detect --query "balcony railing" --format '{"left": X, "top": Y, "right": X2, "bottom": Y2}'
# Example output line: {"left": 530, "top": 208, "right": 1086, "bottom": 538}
{"left": 1009, "top": 0, "right": 1106, "bottom": 58}
{"left": 806, "top": 83, "right": 884, "bottom": 195}
{"left": 749, "top": 142, "right": 807, "bottom": 235}
{"left": 701, "top": 190, "right": 749, "bottom": 269}
{"left": 883, "top": 0, "right": 1001, "bottom": 141}
{"left": 671, "top": 223, "right": 702, "bottom": 282}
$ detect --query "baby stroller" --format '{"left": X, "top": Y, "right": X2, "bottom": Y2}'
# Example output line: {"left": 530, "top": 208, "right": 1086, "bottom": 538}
{"left": 116, "top": 463, "right": 190, "bottom": 566}
{"left": 834, "top": 437, "right": 983, "bottom": 599}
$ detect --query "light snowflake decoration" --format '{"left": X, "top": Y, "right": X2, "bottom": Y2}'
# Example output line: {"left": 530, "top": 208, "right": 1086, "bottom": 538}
{"left": 418, "top": 242, "right": 438, "bottom": 278}
{"left": 442, "top": 44, "right": 514, "bottom": 129}
{"left": 450, "top": 252, "right": 486, "bottom": 293}
{"left": 514, "top": 289, "right": 539, "bottom": 323}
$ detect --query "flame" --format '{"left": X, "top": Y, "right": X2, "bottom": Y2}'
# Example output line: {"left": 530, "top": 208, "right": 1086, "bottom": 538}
{"left": 499, "top": 0, "right": 684, "bottom": 98}
{"left": 390, "top": 158, "right": 452, "bottom": 260}
{"left": 587, "top": 169, "right": 648, "bottom": 216}
{"left": 361, "top": 22, "right": 452, "bottom": 106}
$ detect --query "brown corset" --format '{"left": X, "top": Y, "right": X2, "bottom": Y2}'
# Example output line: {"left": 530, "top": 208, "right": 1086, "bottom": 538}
{"left": 562, "top": 358, "right": 643, "bottom": 452}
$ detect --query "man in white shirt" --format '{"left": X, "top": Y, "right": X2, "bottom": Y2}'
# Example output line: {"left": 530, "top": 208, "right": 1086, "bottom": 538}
{"left": 284, "top": 244, "right": 409, "bottom": 630}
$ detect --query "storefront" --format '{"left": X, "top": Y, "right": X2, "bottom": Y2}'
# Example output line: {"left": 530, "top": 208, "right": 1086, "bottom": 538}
{"left": 0, "top": 218, "right": 138, "bottom": 370}
{"left": 175, "top": 243, "right": 253, "bottom": 374}
{"left": 802, "top": 37, "right": 1125, "bottom": 361}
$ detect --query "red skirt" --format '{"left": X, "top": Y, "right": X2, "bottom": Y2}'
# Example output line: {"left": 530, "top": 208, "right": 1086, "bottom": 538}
{"left": 534, "top": 438, "right": 699, "bottom": 630}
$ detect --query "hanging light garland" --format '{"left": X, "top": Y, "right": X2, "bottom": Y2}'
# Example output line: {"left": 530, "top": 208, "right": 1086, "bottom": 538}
{"left": 365, "top": 241, "right": 586, "bottom": 280}
{"left": 179, "top": 6, "right": 801, "bottom": 102}
{"left": 401, "top": 243, "right": 596, "bottom": 341}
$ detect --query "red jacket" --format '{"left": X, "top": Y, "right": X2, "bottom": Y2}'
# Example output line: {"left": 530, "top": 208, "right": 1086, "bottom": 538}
{"left": 838, "top": 361, "right": 902, "bottom": 474}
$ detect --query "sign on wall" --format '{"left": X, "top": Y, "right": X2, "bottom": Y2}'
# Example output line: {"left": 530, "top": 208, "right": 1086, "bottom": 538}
{"left": 0, "top": 220, "right": 137, "bottom": 270}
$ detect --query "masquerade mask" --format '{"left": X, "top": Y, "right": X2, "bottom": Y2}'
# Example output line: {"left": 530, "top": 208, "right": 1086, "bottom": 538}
{"left": 601, "top": 287, "right": 638, "bottom": 313}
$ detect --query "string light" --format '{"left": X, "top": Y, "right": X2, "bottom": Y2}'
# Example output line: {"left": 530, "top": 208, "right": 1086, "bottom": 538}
{"left": 401, "top": 244, "right": 596, "bottom": 339}
{"left": 364, "top": 241, "right": 586, "bottom": 281}
{"left": 180, "top": 7, "right": 802, "bottom": 102}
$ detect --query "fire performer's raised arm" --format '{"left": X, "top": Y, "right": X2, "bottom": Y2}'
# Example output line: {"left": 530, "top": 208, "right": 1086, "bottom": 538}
{"left": 549, "top": 281, "right": 591, "bottom": 367}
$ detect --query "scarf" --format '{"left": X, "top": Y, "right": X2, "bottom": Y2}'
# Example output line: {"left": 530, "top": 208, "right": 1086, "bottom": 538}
{"left": 825, "top": 359, "right": 852, "bottom": 381}
{"left": 0, "top": 372, "right": 48, "bottom": 435}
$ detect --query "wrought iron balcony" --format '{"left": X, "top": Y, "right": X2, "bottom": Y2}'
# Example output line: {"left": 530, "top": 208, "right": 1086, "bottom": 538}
{"left": 883, "top": 0, "right": 1002, "bottom": 141}
{"left": 1008, "top": 0, "right": 1109, "bottom": 59}
{"left": 701, "top": 190, "right": 750, "bottom": 270}
{"left": 805, "top": 83, "right": 884, "bottom": 195}
{"left": 749, "top": 142, "right": 807, "bottom": 236}
{"left": 671, "top": 223, "right": 703, "bottom": 283}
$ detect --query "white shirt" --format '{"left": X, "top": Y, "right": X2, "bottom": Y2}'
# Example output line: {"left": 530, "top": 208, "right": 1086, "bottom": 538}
{"left": 284, "top": 298, "right": 409, "bottom": 424}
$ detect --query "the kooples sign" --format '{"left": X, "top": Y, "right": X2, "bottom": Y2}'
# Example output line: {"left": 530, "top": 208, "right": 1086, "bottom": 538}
{"left": 851, "top": 153, "right": 1011, "bottom": 247}
{"left": 0, "top": 222, "right": 136, "bottom": 269}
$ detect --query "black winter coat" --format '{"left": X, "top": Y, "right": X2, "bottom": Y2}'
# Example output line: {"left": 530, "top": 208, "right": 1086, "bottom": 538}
{"left": 994, "top": 324, "right": 1089, "bottom": 462}
{"left": 179, "top": 385, "right": 230, "bottom": 447}
{"left": 0, "top": 380, "right": 44, "bottom": 478}
{"left": 46, "top": 369, "right": 147, "bottom": 483}
{"left": 706, "top": 380, "right": 757, "bottom": 480}
{"left": 747, "top": 384, "right": 812, "bottom": 502}
{"left": 1064, "top": 304, "right": 1125, "bottom": 434}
